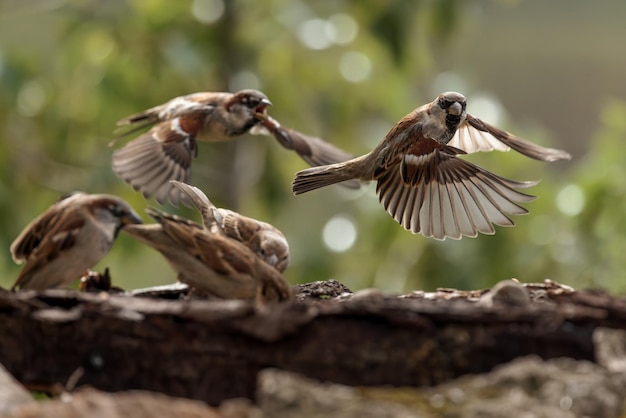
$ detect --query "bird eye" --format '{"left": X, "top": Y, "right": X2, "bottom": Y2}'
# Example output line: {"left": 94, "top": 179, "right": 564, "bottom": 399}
{"left": 108, "top": 204, "right": 124, "bottom": 216}
{"left": 241, "top": 95, "right": 259, "bottom": 106}
{"left": 438, "top": 97, "right": 451, "bottom": 109}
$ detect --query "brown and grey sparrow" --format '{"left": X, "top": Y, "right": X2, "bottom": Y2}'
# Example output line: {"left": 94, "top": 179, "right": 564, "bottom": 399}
{"left": 10, "top": 193, "right": 142, "bottom": 291}
{"left": 292, "top": 92, "right": 572, "bottom": 240}
{"left": 112, "top": 89, "right": 355, "bottom": 206}
{"left": 112, "top": 90, "right": 271, "bottom": 206}
{"left": 123, "top": 208, "right": 292, "bottom": 303}
{"left": 170, "top": 180, "right": 290, "bottom": 272}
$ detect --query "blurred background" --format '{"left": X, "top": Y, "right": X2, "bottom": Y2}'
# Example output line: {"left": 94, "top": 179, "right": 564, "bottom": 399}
{"left": 1, "top": 0, "right": 625, "bottom": 293}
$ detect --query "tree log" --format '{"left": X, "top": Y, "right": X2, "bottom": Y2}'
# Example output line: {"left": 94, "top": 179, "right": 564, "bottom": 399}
{"left": 1, "top": 280, "right": 625, "bottom": 406}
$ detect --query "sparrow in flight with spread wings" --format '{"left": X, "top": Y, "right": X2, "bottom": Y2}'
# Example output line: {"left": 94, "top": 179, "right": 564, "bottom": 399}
{"left": 292, "top": 92, "right": 572, "bottom": 240}
{"left": 10, "top": 193, "right": 142, "bottom": 291}
{"left": 170, "top": 180, "right": 290, "bottom": 273}
{"left": 111, "top": 89, "right": 355, "bottom": 206}
{"left": 123, "top": 204, "right": 292, "bottom": 303}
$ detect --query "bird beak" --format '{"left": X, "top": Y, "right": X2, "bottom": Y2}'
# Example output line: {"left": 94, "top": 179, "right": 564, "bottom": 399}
{"left": 122, "top": 210, "right": 143, "bottom": 226}
{"left": 448, "top": 102, "right": 463, "bottom": 116}
{"left": 256, "top": 98, "right": 272, "bottom": 114}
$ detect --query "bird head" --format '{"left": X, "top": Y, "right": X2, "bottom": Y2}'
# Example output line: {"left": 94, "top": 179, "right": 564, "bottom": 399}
{"left": 231, "top": 89, "right": 272, "bottom": 115}
{"left": 90, "top": 195, "right": 143, "bottom": 237}
{"left": 436, "top": 92, "right": 467, "bottom": 134}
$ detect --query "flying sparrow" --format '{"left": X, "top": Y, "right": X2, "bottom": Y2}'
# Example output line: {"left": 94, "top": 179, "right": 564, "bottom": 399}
{"left": 170, "top": 180, "right": 290, "bottom": 272}
{"left": 292, "top": 92, "right": 572, "bottom": 240}
{"left": 10, "top": 193, "right": 142, "bottom": 291}
{"left": 112, "top": 89, "right": 355, "bottom": 206}
{"left": 111, "top": 89, "right": 271, "bottom": 206}
{"left": 123, "top": 208, "right": 293, "bottom": 303}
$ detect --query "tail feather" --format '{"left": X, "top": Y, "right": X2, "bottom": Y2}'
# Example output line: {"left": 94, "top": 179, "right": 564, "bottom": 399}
{"left": 292, "top": 163, "right": 360, "bottom": 195}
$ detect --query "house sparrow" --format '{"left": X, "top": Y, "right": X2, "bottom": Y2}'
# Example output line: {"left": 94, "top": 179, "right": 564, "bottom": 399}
{"left": 170, "top": 180, "right": 290, "bottom": 272}
{"left": 123, "top": 208, "right": 292, "bottom": 303}
{"left": 292, "top": 92, "right": 572, "bottom": 240}
{"left": 111, "top": 89, "right": 271, "bottom": 206}
{"left": 10, "top": 193, "right": 142, "bottom": 291}
{"left": 112, "top": 89, "right": 355, "bottom": 206}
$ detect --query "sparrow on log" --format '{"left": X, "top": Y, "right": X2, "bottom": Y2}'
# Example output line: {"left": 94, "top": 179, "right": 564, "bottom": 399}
{"left": 10, "top": 193, "right": 142, "bottom": 290}
{"left": 171, "top": 180, "right": 290, "bottom": 273}
{"left": 123, "top": 205, "right": 292, "bottom": 303}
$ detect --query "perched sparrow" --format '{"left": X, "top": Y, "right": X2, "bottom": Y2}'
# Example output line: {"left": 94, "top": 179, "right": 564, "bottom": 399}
{"left": 10, "top": 193, "right": 142, "bottom": 291}
{"left": 292, "top": 92, "right": 572, "bottom": 240}
{"left": 123, "top": 208, "right": 293, "bottom": 303}
{"left": 170, "top": 180, "right": 290, "bottom": 272}
{"left": 112, "top": 89, "right": 355, "bottom": 206}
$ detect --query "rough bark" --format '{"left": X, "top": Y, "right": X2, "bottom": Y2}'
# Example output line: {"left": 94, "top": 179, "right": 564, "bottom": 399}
{"left": 1, "top": 279, "right": 625, "bottom": 406}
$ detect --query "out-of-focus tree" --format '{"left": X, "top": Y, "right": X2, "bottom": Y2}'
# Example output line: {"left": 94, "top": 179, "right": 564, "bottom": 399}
{"left": 0, "top": 1, "right": 624, "bottom": 294}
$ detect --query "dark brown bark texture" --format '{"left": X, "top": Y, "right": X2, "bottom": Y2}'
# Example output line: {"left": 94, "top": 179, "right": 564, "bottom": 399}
{"left": 1, "top": 279, "right": 625, "bottom": 406}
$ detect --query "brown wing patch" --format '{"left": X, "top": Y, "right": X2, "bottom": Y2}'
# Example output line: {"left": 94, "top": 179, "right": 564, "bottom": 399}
{"left": 150, "top": 209, "right": 256, "bottom": 277}
{"left": 48, "top": 218, "right": 85, "bottom": 256}
{"left": 10, "top": 197, "right": 83, "bottom": 263}
{"left": 406, "top": 136, "right": 444, "bottom": 157}
{"left": 10, "top": 210, "right": 58, "bottom": 262}
{"left": 378, "top": 118, "right": 415, "bottom": 170}
{"left": 220, "top": 211, "right": 256, "bottom": 243}
{"left": 212, "top": 238, "right": 257, "bottom": 276}
{"left": 11, "top": 217, "right": 86, "bottom": 290}
{"left": 178, "top": 112, "right": 209, "bottom": 136}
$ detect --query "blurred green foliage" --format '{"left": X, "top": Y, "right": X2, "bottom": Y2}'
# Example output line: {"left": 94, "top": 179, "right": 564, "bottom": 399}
{"left": 1, "top": 1, "right": 624, "bottom": 293}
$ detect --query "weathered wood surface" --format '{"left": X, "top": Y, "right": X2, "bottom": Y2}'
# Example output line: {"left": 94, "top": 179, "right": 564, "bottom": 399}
{"left": 1, "top": 279, "right": 625, "bottom": 406}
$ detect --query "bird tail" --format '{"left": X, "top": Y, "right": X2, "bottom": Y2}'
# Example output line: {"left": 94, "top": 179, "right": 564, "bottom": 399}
{"left": 292, "top": 160, "right": 361, "bottom": 195}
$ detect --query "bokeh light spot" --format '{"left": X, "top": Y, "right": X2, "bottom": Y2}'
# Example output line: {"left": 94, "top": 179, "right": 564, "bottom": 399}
{"left": 192, "top": 0, "right": 224, "bottom": 24}
{"left": 83, "top": 30, "right": 115, "bottom": 63}
{"left": 322, "top": 215, "right": 358, "bottom": 253}
{"left": 17, "top": 80, "right": 46, "bottom": 117}
{"left": 339, "top": 51, "right": 371, "bottom": 83}
{"left": 469, "top": 93, "right": 504, "bottom": 126}
{"left": 556, "top": 184, "right": 585, "bottom": 216}
{"left": 326, "top": 13, "right": 358, "bottom": 45}
{"left": 298, "top": 19, "right": 332, "bottom": 50}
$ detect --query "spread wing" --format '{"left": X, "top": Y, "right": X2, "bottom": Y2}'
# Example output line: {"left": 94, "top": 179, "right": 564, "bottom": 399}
{"left": 376, "top": 136, "right": 538, "bottom": 240}
{"left": 258, "top": 115, "right": 361, "bottom": 189}
{"left": 111, "top": 95, "right": 224, "bottom": 206}
{"left": 449, "top": 114, "right": 572, "bottom": 161}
